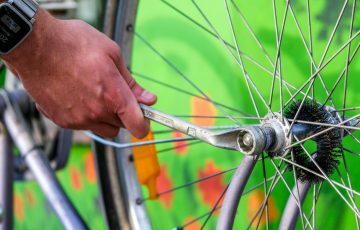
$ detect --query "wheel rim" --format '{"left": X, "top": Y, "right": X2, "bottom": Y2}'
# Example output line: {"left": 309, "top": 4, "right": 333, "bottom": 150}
{"left": 95, "top": 0, "right": 360, "bottom": 229}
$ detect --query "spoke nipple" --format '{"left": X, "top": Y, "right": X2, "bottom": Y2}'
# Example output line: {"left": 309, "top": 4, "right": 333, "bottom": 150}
{"left": 135, "top": 198, "right": 143, "bottom": 205}
{"left": 126, "top": 24, "right": 134, "bottom": 32}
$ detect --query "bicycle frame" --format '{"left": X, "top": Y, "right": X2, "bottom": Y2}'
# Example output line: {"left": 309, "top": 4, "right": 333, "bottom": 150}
{"left": 0, "top": 91, "right": 85, "bottom": 230}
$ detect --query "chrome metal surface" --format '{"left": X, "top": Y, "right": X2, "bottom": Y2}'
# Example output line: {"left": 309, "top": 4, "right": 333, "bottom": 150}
{"left": 216, "top": 155, "right": 259, "bottom": 229}
{"left": 116, "top": 130, "right": 152, "bottom": 230}
{"left": 0, "top": 204, "right": 3, "bottom": 224}
{"left": 141, "top": 104, "right": 297, "bottom": 156}
{"left": 237, "top": 126, "right": 266, "bottom": 155}
{"left": 1, "top": 92, "right": 85, "bottom": 230}
{"left": 0, "top": 123, "right": 12, "bottom": 230}
{"left": 141, "top": 104, "right": 262, "bottom": 153}
{"left": 261, "top": 112, "right": 292, "bottom": 156}
{"left": 279, "top": 181, "right": 311, "bottom": 230}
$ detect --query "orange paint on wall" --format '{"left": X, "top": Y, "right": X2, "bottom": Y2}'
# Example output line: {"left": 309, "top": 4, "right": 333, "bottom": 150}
{"left": 190, "top": 97, "right": 216, "bottom": 127}
{"left": 25, "top": 188, "right": 36, "bottom": 207}
{"left": 184, "top": 217, "right": 202, "bottom": 230}
{"left": 84, "top": 152, "right": 97, "bottom": 183}
{"left": 70, "top": 166, "right": 83, "bottom": 191}
{"left": 14, "top": 193, "right": 24, "bottom": 222}
{"left": 247, "top": 189, "right": 279, "bottom": 228}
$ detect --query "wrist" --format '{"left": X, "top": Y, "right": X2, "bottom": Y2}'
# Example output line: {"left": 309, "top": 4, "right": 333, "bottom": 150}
{"left": 0, "top": 8, "right": 58, "bottom": 67}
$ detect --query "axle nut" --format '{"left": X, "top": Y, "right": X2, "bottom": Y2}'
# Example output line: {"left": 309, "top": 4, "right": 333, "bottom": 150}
{"left": 237, "top": 126, "right": 265, "bottom": 155}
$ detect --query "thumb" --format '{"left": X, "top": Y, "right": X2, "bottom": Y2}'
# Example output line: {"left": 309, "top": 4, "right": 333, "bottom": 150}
{"left": 122, "top": 70, "right": 157, "bottom": 105}
{"left": 111, "top": 51, "right": 157, "bottom": 105}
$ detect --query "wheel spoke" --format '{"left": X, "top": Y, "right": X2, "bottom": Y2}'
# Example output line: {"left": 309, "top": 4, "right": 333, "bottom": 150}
{"left": 156, "top": 141, "right": 202, "bottom": 154}
{"left": 277, "top": 156, "right": 360, "bottom": 196}
{"left": 269, "top": 158, "right": 313, "bottom": 229}
{"left": 306, "top": 0, "right": 314, "bottom": 102}
{"left": 159, "top": 0, "right": 285, "bottom": 89}
{"left": 139, "top": 166, "right": 237, "bottom": 202}
{"left": 284, "top": 30, "right": 360, "bottom": 108}
{"left": 230, "top": 0, "right": 275, "bottom": 68}
{"left": 318, "top": 0, "right": 350, "bottom": 66}
{"left": 342, "top": 0, "right": 357, "bottom": 120}
{"left": 133, "top": 31, "right": 242, "bottom": 126}
{"left": 200, "top": 184, "right": 229, "bottom": 229}
{"left": 290, "top": 150, "right": 306, "bottom": 229}
{"left": 162, "top": 0, "right": 310, "bottom": 102}
{"left": 322, "top": 43, "right": 360, "bottom": 106}
{"left": 260, "top": 152, "right": 270, "bottom": 229}
{"left": 288, "top": 2, "right": 340, "bottom": 109}
{"left": 132, "top": 71, "right": 254, "bottom": 116}
{"left": 292, "top": 136, "right": 360, "bottom": 217}
{"left": 303, "top": 182, "right": 323, "bottom": 229}
{"left": 335, "top": 160, "right": 360, "bottom": 227}
{"left": 343, "top": 148, "right": 360, "bottom": 157}
{"left": 269, "top": 0, "right": 289, "bottom": 116}
{"left": 223, "top": 0, "right": 261, "bottom": 118}
{"left": 191, "top": 0, "right": 279, "bottom": 115}
{"left": 288, "top": 119, "right": 360, "bottom": 131}
{"left": 85, "top": 131, "right": 195, "bottom": 148}
{"left": 286, "top": 114, "right": 360, "bottom": 149}
{"left": 178, "top": 173, "right": 279, "bottom": 229}
{"left": 247, "top": 162, "right": 287, "bottom": 229}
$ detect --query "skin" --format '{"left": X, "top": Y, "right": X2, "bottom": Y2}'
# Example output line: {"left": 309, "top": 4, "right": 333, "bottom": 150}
{"left": 0, "top": 8, "right": 157, "bottom": 138}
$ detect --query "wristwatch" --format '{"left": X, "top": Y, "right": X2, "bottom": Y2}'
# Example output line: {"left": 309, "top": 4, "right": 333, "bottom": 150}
{"left": 0, "top": 0, "right": 38, "bottom": 54}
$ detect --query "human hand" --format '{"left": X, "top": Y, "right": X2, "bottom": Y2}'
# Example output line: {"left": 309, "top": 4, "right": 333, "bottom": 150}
{"left": 1, "top": 10, "right": 156, "bottom": 138}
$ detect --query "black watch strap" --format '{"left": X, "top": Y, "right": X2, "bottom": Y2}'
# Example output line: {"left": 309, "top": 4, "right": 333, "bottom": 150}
{"left": 9, "top": 0, "right": 38, "bottom": 23}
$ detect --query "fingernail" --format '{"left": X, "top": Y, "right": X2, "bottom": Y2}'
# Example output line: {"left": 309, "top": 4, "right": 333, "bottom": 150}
{"left": 141, "top": 90, "right": 155, "bottom": 101}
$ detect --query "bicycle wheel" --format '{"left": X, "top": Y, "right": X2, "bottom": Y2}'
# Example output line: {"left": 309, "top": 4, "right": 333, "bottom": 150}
{"left": 93, "top": 0, "right": 360, "bottom": 229}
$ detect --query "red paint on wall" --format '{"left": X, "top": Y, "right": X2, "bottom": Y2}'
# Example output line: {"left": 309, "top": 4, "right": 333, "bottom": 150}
{"left": 197, "top": 160, "right": 226, "bottom": 210}
{"left": 157, "top": 165, "right": 173, "bottom": 209}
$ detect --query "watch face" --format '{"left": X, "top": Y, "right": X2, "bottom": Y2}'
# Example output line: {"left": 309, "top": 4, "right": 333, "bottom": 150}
{"left": 0, "top": 4, "right": 32, "bottom": 54}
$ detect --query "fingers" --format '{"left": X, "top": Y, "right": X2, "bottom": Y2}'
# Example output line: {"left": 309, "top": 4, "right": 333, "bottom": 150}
{"left": 125, "top": 72, "right": 157, "bottom": 105}
{"left": 88, "top": 122, "right": 120, "bottom": 138}
{"left": 112, "top": 74, "right": 150, "bottom": 138}
{"left": 111, "top": 49, "right": 157, "bottom": 106}
{"left": 101, "top": 113, "right": 124, "bottom": 128}
{"left": 37, "top": 103, "right": 120, "bottom": 138}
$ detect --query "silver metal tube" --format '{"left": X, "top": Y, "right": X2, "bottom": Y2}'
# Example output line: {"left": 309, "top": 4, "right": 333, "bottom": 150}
{"left": 216, "top": 155, "right": 259, "bottom": 229}
{"left": 279, "top": 181, "right": 311, "bottom": 230}
{"left": 3, "top": 104, "right": 85, "bottom": 230}
{"left": 0, "top": 123, "right": 13, "bottom": 230}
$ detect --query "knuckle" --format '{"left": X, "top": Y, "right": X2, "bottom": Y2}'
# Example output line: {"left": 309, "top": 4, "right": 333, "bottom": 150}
{"left": 114, "top": 98, "right": 130, "bottom": 116}
{"left": 110, "top": 41, "right": 121, "bottom": 53}
{"left": 104, "top": 91, "right": 129, "bottom": 115}
{"left": 87, "top": 51, "right": 102, "bottom": 65}
{"left": 74, "top": 115, "right": 89, "bottom": 126}
{"left": 89, "top": 107, "right": 104, "bottom": 120}
{"left": 126, "top": 77, "right": 137, "bottom": 89}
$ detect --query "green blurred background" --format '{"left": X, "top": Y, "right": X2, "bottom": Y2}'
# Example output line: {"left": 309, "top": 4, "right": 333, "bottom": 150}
{"left": 2, "top": 0, "right": 359, "bottom": 229}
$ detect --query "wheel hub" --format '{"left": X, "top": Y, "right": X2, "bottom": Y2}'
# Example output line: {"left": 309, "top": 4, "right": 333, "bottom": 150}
{"left": 237, "top": 112, "right": 292, "bottom": 157}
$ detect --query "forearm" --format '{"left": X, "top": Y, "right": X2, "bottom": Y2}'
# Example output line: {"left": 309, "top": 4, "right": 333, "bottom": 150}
{"left": 0, "top": 3, "right": 157, "bottom": 138}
